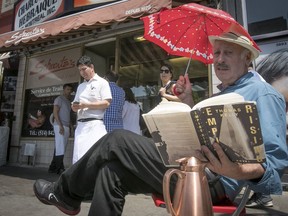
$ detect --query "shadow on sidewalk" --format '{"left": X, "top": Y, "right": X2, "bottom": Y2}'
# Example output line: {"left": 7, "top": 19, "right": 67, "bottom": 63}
{"left": 0, "top": 165, "right": 59, "bottom": 182}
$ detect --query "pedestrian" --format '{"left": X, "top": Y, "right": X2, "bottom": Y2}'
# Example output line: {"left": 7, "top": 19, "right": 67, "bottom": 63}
{"left": 122, "top": 87, "right": 141, "bottom": 135}
{"left": 246, "top": 48, "right": 288, "bottom": 208}
{"left": 48, "top": 83, "right": 73, "bottom": 175}
{"left": 33, "top": 32, "right": 288, "bottom": 216}
{"left": 103, "top": 71, "right": 125, "bottom": 133}
{"left": 71, "top": 55, "right": 112, "bottom": 164}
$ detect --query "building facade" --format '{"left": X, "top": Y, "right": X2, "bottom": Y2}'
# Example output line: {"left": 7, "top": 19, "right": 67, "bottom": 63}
{"left": 0, "top": 0, "right": 287, "bottom": 167}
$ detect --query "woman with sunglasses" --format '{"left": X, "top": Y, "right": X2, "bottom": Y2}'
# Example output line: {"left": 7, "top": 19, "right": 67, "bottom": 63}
{"left": 158, "top": 63, "right": 181, "bottom": 102}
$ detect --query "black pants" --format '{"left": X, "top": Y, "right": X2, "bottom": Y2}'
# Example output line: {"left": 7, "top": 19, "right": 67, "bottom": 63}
{"left": 54, "top": 129, "right": 226, "bottom": 216}
{"left": 49, "top": 152, "right": 64, "bottom": 173}
{"left": 54, "top": 129, "right": 168, "bottom": 216}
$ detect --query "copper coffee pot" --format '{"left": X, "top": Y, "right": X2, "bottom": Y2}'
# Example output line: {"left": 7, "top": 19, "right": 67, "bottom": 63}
{"left": 163, "top": 157, "right": 213, "bottom": 216}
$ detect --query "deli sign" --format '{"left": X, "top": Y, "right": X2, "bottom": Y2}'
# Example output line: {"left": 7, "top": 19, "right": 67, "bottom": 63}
{"left": 14, "top": 0, "right": 64, "bottom": 30}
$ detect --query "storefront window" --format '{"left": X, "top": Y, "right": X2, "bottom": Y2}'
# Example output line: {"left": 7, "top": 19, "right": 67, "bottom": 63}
{"left": 21, "top": 47, "right": 81, "bottom": 137}
{"left": 118, "top": 31, "right": 209, "bottom": 113}
{"left": 245, "top": 0, "right": 288, "bottom": 36}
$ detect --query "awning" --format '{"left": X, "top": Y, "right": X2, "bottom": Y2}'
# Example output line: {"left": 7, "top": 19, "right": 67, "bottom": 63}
{"left": 0, "top": 0, "right": 172, "bottom": 53}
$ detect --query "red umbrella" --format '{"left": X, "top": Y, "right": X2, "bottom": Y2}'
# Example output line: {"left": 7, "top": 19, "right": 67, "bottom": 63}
{"left": 141, "top": 3, "right": 260, "bottom": 64}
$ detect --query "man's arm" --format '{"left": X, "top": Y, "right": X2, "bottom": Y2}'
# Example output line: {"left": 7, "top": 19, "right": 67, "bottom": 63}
{"left": 71, "top": 99, "right": 111, "bottom": 111}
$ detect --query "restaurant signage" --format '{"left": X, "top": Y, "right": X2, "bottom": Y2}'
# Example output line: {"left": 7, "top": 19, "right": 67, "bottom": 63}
{"left": 14, "top": 0, "right": 64, "bottom": 30}
{"left": 26, "top": 46, "right": 81, "bottom": 89}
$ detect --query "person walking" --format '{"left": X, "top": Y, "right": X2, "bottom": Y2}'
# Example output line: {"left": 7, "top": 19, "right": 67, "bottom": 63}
{"left": 33, "top": 32, "right": 288, "bottom": 216}
{"left": 103, "top": 71, "right": 125, "bottom": 133}
{"left": 71, "top": 55, "right": 112, "bottom": 164}
{"left": 48, "top": 84, "right": 73, "bottom": 175}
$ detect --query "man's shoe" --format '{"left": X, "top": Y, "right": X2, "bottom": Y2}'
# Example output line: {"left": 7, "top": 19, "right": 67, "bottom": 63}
{"left": 33, "top": 179, "right": 80, "bottom": 215}
{"left": 245, "top": 193, "right": 273, "bottom": 208}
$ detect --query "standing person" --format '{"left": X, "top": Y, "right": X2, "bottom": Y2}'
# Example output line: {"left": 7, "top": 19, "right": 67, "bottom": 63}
{"left": 33, "top": 32, "right": 288, "bottom": 216}
{"left": 158, "top": 63, "right": 180, "bottom": 102}
{"left": 103, "top": 71, "right": 125, "bottom": 133}
{"left": 48, "top": 84, "right": 73, "bottom": 175}
{"left": 246, "top": 48, "right": 288, "bottom": 208}
{"left": 71, "top": 55, "right": 112, "bottom": 164}
{"left": 122, "top": 87, "right": 141, "bottom": 135}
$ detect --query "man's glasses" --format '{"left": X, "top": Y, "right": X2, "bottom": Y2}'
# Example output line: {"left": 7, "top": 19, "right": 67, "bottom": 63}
{"left": 160, "top": 69, "right": 170, "bottom": 74}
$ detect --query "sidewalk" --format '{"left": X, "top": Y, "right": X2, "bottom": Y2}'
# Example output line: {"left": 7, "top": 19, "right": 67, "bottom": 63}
{"left": 0, "top": 164, "right": 287, "bottom": 216}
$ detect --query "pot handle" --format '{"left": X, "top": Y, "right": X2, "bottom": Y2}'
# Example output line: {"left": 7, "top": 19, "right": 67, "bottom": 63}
{"left": 163, "top": 169, "right": 185, "bottom": 216}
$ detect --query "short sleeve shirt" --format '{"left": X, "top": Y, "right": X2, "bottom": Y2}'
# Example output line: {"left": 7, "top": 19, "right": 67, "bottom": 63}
{"left": 73, "top": 74, "right": 112, "bottom": 120}
{"left": 53, "top": 95, "right": 71, "bottom": 127}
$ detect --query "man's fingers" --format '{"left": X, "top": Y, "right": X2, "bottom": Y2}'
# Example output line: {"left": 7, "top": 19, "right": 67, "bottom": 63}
{"left": 201, "top": 145, "right": 221, "bottom": 166}
{"left": 212, "top": 142, "right": 229, "bottom": 162}
{"left": 194, "top": 150, "right": 209, "bottom": 162}
{"left": 184, "top": 74, "right": 190, "bottom": 85}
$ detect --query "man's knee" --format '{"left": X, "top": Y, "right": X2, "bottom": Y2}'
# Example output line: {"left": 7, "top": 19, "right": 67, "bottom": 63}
{"left": 109, "top": 129, "right": 134, "bottom": 137}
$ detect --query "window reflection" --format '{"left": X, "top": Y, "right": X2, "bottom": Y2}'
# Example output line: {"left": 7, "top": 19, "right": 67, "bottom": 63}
{"left": 246, "top": 0, "right": 288, "bottom": 36}
{"left": 118, "top": 31, "right": 209, "bottom": 113}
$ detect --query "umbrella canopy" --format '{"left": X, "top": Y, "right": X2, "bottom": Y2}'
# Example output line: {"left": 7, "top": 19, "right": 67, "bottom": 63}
{"left": 141, "top": 3, "right": 260, "bottom": 64}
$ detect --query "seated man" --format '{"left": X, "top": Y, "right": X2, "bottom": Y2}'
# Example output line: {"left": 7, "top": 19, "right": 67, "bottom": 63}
{"left": 33, "top": 32, "right": 288, "bottom": 216}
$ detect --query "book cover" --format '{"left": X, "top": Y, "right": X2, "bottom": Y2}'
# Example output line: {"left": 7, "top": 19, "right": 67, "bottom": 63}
{"left": 143, "top": 93, "right": 266, "bottom": 167}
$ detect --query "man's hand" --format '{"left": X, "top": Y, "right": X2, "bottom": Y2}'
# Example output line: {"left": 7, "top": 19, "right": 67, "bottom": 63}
{"left": 195, "top": 142, "right": 265, "bottom": 180}
{"left": 71, "top": 102, "right": 82, "bottom": 112}
{"left": 59, "top": 125, "right": 64, "bottom": 135}
{"left": 174, "top": 74, "right": 194, "bottom": 107}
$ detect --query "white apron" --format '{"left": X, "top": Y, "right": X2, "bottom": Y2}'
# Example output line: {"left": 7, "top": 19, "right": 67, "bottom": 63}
{"left": 53, "top": 125, "right": 70, "bottom": 156}
{"left": 72, "top": 120, "right": 107, "bottom": 164}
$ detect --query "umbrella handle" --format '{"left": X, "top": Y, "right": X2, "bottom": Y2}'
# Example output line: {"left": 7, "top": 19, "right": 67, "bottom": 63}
{"left": 184, "top": 57, "right": 192, "bottom": 76}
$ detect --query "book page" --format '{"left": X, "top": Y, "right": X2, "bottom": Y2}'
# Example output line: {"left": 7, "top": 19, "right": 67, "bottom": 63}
{"left": 143, "top": 112, "right": 200, "bottom": 166}
{"left": 146, "top": 101, "right": 191, "bottom": 114}
{"left": 192, "top": 93, "right": 245, "bottom": 110}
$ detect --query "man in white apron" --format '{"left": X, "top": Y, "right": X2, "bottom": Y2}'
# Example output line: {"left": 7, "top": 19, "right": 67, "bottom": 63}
{"left": 71, "top": 55, "right": 112, "bottom": 164}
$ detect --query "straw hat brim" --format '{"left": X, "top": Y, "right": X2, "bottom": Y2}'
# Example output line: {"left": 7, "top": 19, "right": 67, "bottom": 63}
{"left": 209, "top": 33, "right": 260, "bottom": 60}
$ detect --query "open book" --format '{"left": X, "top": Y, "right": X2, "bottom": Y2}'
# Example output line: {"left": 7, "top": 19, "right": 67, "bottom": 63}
{"left": 143, "top": 93, "right": 266, "bottom": 167}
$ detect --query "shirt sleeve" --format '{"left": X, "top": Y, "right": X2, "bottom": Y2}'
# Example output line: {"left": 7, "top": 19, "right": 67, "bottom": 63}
{"left": 73, "top": 85, "right": 81, "bottom": 102}
{"left": 101, "top": 80, "right": 112, "bottom": 100}
{"left": 54, "top": 96, "right": 62, "bottom": 107}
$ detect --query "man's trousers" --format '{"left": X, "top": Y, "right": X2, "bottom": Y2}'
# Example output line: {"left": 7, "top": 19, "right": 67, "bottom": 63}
{"left": 55, "top": 129, "right": 168, "bottom": 216}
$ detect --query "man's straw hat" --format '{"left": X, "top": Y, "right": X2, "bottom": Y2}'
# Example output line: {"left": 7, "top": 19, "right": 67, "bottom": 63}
{"left": 209, "top": 32, "right": 260, "bottom": 60}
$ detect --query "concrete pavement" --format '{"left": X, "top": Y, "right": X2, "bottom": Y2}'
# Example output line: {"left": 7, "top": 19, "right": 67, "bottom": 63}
{"left": 0, "top": 164, "right": 287, "bottom": 216}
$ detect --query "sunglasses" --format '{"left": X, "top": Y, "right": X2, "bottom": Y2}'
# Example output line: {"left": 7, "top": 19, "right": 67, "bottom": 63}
{"left": 160, "top": 69, "right": 170, "bottom": 74}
